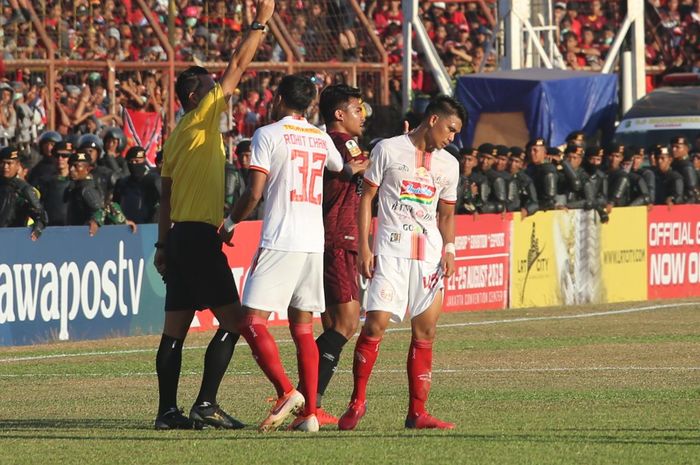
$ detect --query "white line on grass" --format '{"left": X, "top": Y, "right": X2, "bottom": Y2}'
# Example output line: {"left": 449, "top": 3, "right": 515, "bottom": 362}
{"left": 1, "top": 301, "right": 697, "bottom": 364}
{"left": 383, "top": 302, "right": 699, "bottom": 333}
{"left": 1, "top": 366, "right": 698, "bottom": 379}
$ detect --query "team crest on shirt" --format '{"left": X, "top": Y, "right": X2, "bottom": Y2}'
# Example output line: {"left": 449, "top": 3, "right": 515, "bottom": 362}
{"left": 378, "top": 284, "right": 395, "bottom": 302}
{"left": 345, "top": 139, "right": 362, "bottom": 158}
{"left": 399, "top": 180, "right": 436, "bottom": 205}
{"left": 415, "top": 166, "right": 429, "bottom": 179}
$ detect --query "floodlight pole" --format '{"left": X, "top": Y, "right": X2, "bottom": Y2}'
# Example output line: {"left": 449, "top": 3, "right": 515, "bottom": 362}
{"left": 602, "top": 0, "right": 646, "bottom": 103}
{"left": 629, "top": 0, "right": 646, "bottom": 102}
{"left": 402, "top": 0, "right": 453, "bottom": 115}
{"left": 402, "top": 0, "right": 414, "bottom": 115}
{"left": 499, "top": 0, "right": 529, "bottom": 70}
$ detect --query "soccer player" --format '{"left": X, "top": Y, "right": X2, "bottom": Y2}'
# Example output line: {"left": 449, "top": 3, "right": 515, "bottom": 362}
{"left": 338, "top": 95, "right": 466, "bottom": 431}
{"left": 220, "top": 75, "right": 366, "bottom": 433}
{"left": 152, "top": 0, "right": 275, "bottom": 430}
{"left": 313, "top": 84, "right": 369, "bottom": 425}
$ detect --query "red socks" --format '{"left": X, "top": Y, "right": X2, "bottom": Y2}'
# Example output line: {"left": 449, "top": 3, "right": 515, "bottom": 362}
{"left": 350, "top": 332, "right": 382, "bottom": 403}
{"left": 290, "top": 322, "right": 318, "bottom": 416}
{"left": 407, "top": 338, "right": 433, "bottom": 418}
{"left": 239, "top": 315, "right": 293, "bottom": 397}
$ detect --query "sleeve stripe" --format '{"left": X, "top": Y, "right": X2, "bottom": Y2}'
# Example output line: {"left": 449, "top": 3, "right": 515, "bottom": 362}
{"left": 363, "top": 177, "right": 379, "bottom": 187}
{"left": 440, "top": 199, "right": 457, "bottom": 205}
{"left": 249, "top": 165, "right": 269, "bottom": 175}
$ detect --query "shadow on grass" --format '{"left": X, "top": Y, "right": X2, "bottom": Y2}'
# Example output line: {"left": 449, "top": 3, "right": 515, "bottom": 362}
{"left": 0, "top": 419, "right": 146, "bottom": 430}
{"left": 0, "top": 420, "right": 698, "bottom": 446}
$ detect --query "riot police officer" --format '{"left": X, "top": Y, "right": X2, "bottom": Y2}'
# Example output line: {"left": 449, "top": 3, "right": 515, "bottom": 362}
{"left": 27, "top": 131, "right": 64, "bottom": 186}
{"left": 559, "top": 143, "right": 588, "bottom": 209}
{"left": 692, "top": 150, "right": 700, "bottom": 181}
{"left": 494, "top": 145, "right": 510, "bottom": 173}
{"left": 0, "top": 146, "right": 47, "bottom": 240}
{"left": 652, "top": 146, "right": 685, "bottom": 206}
{"left": 583, "top": 146, "right": 609, "bottom": 207}
{"left": 101, "top": 128, "right": 130, "bottom": 178}
{"left": 66, "top": 149, "right": 107, "bottom": 236}
{"left": 623, "top": 147, "right": 651, "bottom": 206}
{"left": 476, "top": 143, "right": 507, "bottom": 213}
{"left": 456, "top": 147, "right": 483, "bottom": 214}
{"left": 606, "top": 144, "right": 632, "bottom": 206}
{"left": 112, "top": 146, "right": 160, "bottom": 223}
{"left": 526, "top": 138, "right": 559, "bottom": 210}
{"left": 225, "top": 139, "right": 249, "bottom": 216}
{"left": 506, "top": 146, "right": 538, "bottom": 217}
{"left": 35, "top": 141, "right": 74, "bottom": 226}
{"left": 670, "top": 136, "right": 699, "bottom": 203}
{"left": 565, "top": 130, "right": 586, "bottom": 148}
{"left": 78, "top": 133, "right": 120, "bottom": 202}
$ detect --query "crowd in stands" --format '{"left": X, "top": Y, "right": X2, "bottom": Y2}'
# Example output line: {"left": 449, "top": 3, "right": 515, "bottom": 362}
{"left": 4, "top": 1, "right": 700, "bottom": 237}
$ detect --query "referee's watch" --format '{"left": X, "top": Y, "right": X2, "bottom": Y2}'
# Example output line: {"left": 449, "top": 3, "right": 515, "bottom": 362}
{"left": 250, "top": 21, "right": 266, "bottom": 31}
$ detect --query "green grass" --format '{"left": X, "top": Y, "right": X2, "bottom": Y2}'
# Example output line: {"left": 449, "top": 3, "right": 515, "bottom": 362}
{"left": 1, "top": 301, "right": 699, "bottom": 465}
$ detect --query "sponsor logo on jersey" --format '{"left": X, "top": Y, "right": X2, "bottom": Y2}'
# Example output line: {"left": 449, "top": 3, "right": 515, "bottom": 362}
{"left": 433, "top": 174, "right": 449, "bottom": 187}
{"left": 415, "top": 166, "right": 429, "bottom": 179}
{"left": 390, "top": 232, "right": 402, "bottom": 242}
{"left": 399, "top": 180, "right": 436, "bottom": 204}
{"left": 345, "top": 139, "right": 362, "bottom": 158}
{"left": 282, "top": 124, "right": 322, "bottom": 134}
{"left": 402, "top": 224, "right": 424, "bottom": 233}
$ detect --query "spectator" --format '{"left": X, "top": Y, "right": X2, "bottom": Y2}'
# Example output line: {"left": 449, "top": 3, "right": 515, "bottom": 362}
{"left": 0, "top": 82, "right": 16, "bottom": 145}
{"left": 112, "top": 146, "right": 160, "bottom": 223}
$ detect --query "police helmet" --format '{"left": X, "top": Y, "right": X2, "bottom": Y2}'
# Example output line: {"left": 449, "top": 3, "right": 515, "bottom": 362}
{"left": 101, "top": 127, "right": 127, "bottom": 152}
{"left": 78, "top": 133, "right": 104, "bottom": 156}
{"left": 37, "top": 131, "right": 63, "bottom": 147}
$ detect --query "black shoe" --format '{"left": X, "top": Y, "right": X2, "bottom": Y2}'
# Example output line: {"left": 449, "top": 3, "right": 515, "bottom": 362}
{"left": 190, "top": 402, "right": 245, "bottom": 429}
{"left": 154, "top": 407, "right": 196, "bottom": 430}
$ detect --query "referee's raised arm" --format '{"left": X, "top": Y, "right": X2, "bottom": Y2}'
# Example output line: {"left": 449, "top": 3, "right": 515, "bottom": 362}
{"left": 219, "top": 0, "right": 275, "bottom": 99}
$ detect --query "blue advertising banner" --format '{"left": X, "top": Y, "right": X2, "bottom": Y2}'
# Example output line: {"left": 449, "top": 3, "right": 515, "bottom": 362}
{"left": 0, "top": 224, "right": 165, "bottom": 346}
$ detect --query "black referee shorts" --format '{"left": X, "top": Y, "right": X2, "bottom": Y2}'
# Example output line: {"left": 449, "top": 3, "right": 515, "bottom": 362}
{"left": 164, "top": 222, "right": 240, "bottom": 312}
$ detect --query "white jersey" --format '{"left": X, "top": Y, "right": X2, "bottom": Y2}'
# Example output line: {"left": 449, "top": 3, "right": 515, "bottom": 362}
{"left": 364, "top": 135, "right": 458, "bottom": 262}
{"left": 249, "top": 115, "right": 344, "bottom": 253}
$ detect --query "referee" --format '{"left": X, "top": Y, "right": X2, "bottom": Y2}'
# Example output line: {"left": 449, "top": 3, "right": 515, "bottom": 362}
{"left": 152, "top": 0, "right": 275, "bottom": 430}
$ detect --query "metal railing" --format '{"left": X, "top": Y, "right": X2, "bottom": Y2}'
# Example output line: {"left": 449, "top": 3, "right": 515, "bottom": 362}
{"left": 3, "top": 0, "right": 389, "bottom": 134}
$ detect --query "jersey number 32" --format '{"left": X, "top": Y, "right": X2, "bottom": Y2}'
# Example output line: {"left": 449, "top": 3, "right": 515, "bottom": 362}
{"left": 290, "top": 149, "right": 326, "bottom": 205}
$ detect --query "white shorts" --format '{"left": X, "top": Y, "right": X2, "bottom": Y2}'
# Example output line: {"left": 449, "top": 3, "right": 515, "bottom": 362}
{"left": 242, "top": 248, "right": 325, "bottom": 316}
{"left": 364, "top": 255, "right": 444, "bottom": 323}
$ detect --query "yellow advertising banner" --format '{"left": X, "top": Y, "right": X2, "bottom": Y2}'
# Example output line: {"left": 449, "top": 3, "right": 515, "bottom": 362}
{"left": 510, "top": 210, "right": 561, "bottom": 308}
{"left": 599, "top": 206, "right": 647, "bottom": 302}
{"left": 511, "top": 208, "right": 648, "bottom": 308}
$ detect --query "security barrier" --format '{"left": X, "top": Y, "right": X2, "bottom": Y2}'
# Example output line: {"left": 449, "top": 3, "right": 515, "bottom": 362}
{"left": 0, "top": 205, "right": 696, "bottom": 346}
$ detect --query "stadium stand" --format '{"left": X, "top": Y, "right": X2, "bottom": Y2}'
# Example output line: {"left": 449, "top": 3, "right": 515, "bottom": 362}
{"left": 1, "top": 0, "right": 700, "bottom": 228}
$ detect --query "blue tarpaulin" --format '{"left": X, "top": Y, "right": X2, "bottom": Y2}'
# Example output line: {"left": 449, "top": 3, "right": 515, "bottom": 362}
{"left": 455, "top": 68, "right": 618, "bottom": 147}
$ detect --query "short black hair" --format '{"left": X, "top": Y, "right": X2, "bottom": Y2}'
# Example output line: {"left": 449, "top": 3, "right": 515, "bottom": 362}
{"left": 422, "top": 95, "right": 467, "bottom": 125}
{"left": 277, "top": 74, "right": 317, "bottom": 113}
{"left": 175, "top": 66, "right": 209, "bottom": 107}
{"left": 319, "top": 84, "right": 362, "bottom": 125}
{"left": 236, "top": 139, "right": 251, "bottom": 154}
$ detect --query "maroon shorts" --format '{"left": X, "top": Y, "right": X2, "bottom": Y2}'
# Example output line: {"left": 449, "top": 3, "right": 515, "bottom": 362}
{"left": 324, "top": 248, "right": 359, "bottom": 305}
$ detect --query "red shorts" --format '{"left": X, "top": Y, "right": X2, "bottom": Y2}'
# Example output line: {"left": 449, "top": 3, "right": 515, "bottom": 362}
{"left": 324, "top": 248, "right": 359, "bottom": 305}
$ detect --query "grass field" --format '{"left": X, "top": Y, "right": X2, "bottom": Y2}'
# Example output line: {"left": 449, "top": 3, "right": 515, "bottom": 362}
{"left": 1, "top": 300, "right": 699, "bottom": 465}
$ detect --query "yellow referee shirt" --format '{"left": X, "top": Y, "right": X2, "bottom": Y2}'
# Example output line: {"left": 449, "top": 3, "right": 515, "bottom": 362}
{"left": 162, "top": 83, "right": 226, "bottom": 227}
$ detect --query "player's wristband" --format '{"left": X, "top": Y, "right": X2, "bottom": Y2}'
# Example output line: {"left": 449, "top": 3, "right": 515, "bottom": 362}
{"left": 444, "top": 243, "right": 456, "bottom": 256}
{"left": 223, "top": 217, "right": 238, "bottom": 233}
